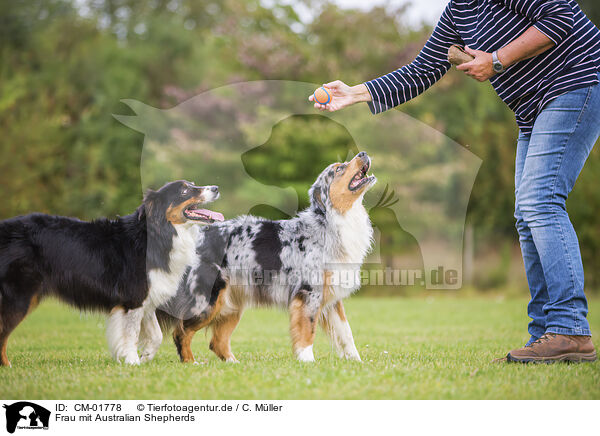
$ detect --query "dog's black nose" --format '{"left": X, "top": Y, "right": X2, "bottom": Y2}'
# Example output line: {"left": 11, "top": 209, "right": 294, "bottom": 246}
{"left": 357, "top": 151, "right": 367, "bottom": 159}
{"left": 209, "top": 186, "right": 219, "bottom": 192}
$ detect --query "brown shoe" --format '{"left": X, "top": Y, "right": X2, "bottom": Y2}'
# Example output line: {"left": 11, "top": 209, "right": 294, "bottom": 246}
{"left": 507, "top": 333, "right": 597, "bottom": 363}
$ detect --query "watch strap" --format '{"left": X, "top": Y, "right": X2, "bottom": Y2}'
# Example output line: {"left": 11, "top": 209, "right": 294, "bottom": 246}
{"left": 492, "top": 50, "right": 504, "bottom": 73}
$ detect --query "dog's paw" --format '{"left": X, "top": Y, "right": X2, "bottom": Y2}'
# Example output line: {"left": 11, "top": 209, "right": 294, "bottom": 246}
{"left": 343, "top": 348, "right": 362, "bottom": 362}
{"left": 296, "top": 346, "right": 315, "bottom": 362}
{"left": 123, "top": 354, "right": 141, "bottom": 365}
{"left": 139, "top": 353, "right": 155, "bottom": 364}
{"left": 225, "top": 356, "right": 239, "bottom": 363}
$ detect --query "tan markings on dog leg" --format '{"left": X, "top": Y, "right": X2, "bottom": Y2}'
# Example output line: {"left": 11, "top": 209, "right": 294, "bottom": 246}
{"left": 209, "top": 311, "right": 242, "bottom": 362}
{"left": 320, "top": 301, "right": 360, "bottom": 361}
{"left": 334, "top": 300, "right": 347, "bottom": 322}
{"left": 322, "top": 271, "right": 334, "bottom": 307}
{"left": 177, "top": 285, "right": 230, "bottom": 363}
{"left": 173, "top": 324, "right": 195, "bottom": 363}
{"left": 0, "top": 294, "right": 40, "bottom": 367}
{"left": 289, "top": 297, "right": 320, "bottom": 361}
{"left": 0, "top": 337, "right": 9, "bottom": 367}
{"left": 26, "top": 295, "right": 40, "bottom": 316}
{"left": 318, "top": 298, "right": 344, "bottom": 351}
{"left": 166, "top": 197, "right": 201, "bottom": 225}
{"left": 318, "top": 307, "right": 337, "bottom": 351}
{"left": 289, "top": 298, "right": 312, "bottom": 349}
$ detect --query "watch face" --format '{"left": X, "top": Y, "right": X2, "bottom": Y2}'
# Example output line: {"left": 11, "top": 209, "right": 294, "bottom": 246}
{"left": 493, "top": 63, "right": 503, "bottom": 73}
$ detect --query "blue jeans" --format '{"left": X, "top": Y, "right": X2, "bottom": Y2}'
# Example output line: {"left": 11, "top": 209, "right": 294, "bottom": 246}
{"left": 515, "top": 78, "right": 600, "bottom": 346}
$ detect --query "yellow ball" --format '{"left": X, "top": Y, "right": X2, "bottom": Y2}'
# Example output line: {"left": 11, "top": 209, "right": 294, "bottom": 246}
{"left": 313, "top": 87, "right": 331, "bottom": 105}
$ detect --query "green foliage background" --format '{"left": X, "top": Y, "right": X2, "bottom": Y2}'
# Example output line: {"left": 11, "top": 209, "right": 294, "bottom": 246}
{"left": 1, "top": 0, "right": 599, "bottom": 289}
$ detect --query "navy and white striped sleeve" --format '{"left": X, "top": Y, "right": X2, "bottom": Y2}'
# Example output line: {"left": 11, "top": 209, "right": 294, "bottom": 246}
{"left": 490, "top": 0, "right": 574, "bottom": 44}
{"left": 363, "top": 3, "right": 462, "bottom": 115}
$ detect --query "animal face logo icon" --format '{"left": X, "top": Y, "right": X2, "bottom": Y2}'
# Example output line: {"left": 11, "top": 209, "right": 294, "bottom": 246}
{"left": 3, "top": 402, "right": 50, "bottom": 433}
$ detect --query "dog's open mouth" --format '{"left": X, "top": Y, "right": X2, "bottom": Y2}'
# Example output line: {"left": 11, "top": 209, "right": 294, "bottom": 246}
{"left": 348, "top": 160, "right": 375, "bottom": 191}
{"left": 184, "top": 206, "right": 224, "bottom": 223}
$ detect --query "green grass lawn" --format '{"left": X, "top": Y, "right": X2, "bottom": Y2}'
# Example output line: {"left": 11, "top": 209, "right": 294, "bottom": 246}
{"left": 1, "top": 296, "right": 599, "bottom": 399}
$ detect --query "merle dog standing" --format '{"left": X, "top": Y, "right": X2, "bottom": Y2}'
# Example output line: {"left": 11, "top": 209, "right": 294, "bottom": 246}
{"left": 159, "top": 152, "right": 376, "bottom": 363}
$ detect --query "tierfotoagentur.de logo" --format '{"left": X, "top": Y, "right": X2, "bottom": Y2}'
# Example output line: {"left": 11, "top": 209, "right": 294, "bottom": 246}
{"left": 3, "top": 402, "right": 50, "bottom": 434}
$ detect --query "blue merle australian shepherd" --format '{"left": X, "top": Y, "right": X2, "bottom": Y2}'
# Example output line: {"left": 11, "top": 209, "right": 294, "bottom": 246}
{"left": 0, "top": 180, "right": 222, "bottom": 367}
{"left": 160, "top": 152, "right": 376, "bottom": 363}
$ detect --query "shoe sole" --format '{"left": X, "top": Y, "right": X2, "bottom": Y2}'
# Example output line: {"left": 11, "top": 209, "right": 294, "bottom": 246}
{"left": 506, "top": 351, "right": 597, "bottom": 364}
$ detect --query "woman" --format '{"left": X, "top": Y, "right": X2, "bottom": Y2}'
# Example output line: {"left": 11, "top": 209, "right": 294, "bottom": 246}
{"left": 310, "top": 0, "right": 600, "bottom": 363}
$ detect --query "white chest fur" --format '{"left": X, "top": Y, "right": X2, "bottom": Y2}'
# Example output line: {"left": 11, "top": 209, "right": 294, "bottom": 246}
{"left": 147, "top": 224, "right": 199, "bottom": 311}
{"left": 327, "top": 199, "right": 373, "bottom": 299}
{"left": 330, "top": 199, "right": 373, "bottom": 264}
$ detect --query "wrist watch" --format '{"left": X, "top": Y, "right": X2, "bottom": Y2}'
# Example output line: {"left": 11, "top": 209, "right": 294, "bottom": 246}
{"left": 492, "top": 51, "right": 505, "bottom": 74}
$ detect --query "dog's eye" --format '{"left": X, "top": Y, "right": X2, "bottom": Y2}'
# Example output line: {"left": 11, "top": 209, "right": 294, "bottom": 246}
{"left": 181, "top": 188, "right": 189, "bottom": 195}
{"left": 336, "top": 165, "right": 345, "bottom": 173}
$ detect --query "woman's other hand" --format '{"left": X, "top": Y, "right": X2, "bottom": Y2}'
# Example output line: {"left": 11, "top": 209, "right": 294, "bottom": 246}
{"left": 456, "top": 46, "right": 495, "bottom": 82}
{"left": 308, "top": 81, "right": 371, "bottom": 112}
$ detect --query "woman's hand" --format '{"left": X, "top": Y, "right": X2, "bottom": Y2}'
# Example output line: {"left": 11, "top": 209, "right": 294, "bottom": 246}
{"left": 308, "top": 81, "right": 371, "bottom": 112}
{"left": 456, "top": 46, "right": 495, "bottom": 82}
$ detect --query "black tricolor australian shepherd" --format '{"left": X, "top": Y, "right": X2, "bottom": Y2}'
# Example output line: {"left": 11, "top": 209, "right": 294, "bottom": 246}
{"left": 159, "top": 152, "right": 376, "bottom": 363}
{"left": 0, "top": 180, "right": 223, "bottom": 367}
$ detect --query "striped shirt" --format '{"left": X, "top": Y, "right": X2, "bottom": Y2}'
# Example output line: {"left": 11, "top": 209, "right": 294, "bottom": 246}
{"left": 364, "top": 0, "right": 600, "bottom": 133}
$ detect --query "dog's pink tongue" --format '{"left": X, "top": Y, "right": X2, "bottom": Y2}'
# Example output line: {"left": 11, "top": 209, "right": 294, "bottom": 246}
{"left": 197, "top": 209, "right": 224, "bottom": 222}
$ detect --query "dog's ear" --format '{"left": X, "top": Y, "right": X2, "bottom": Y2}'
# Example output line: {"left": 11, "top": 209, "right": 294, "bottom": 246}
{"left": 143, "top": 189, "right": 157, "bottom": 221}
{"left": 143, "top": 187, "right": 176, "bottom": 271}
{"left": 135, "top": 204, "right": 146, "bottom": 221}
{"left": 143, "top": 188, "right": 157, "bottom": 203}
{"left": 311, "top": 186, "right": 326, "bottom": 214}
{"left": 143, "top": 188, "right": 171, "bottom": 233}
